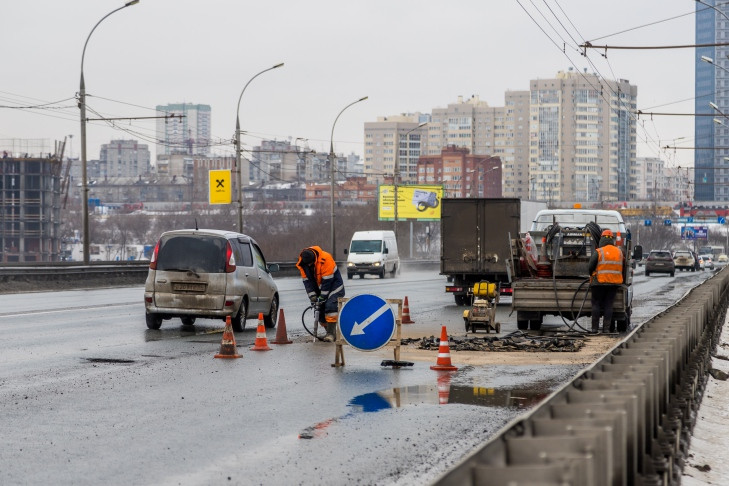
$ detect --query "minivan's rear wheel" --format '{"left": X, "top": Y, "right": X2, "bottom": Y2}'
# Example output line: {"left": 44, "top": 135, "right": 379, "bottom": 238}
{"left": 232, "top": 300, "right": 248, "bottom": 332}
{"left": 146, "top": 312, "right": 162, "bottom": 330}
{"left": 180, "top": 317, "right": 196, "bottom": 327}
{"left": 264, "top": 295, "right": 279, "bottom": 329}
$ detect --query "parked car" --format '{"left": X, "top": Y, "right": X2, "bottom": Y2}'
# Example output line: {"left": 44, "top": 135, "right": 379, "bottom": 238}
{"left": 144, "top": 229, "right": 280, "bottom": 331}
{"left": 673, "top": 250, "right": 696, "bottom": 272}
{"left": 645, "top": 250, "right": 675, "bottom": 277}
{"left": 698, "top": 254, "right": 714, "bottom": 270}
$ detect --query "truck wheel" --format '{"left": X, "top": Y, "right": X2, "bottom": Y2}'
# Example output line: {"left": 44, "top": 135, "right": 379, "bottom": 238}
{"left": 517, "top": 319, "right": 528, "bottom": 330}
{"left": 529, "top": 320, "right": 542, "bottom": 331}
{"left": 454, "top": 294, "right": 466, "bottom": 306}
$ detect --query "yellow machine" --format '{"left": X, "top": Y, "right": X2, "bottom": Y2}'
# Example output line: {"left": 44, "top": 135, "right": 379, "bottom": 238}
{"left": 462, "top": 281, "right": 501, "bottom": 333}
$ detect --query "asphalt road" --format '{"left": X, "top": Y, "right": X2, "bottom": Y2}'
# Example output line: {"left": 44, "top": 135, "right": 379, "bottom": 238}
{"left": 0, "top": 266, "right": 713, "bottom": 485}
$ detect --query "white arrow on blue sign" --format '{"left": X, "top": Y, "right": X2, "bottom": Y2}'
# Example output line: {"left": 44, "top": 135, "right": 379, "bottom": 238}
{"left": 339, "top": 294, "right": 396, "bottom": 351}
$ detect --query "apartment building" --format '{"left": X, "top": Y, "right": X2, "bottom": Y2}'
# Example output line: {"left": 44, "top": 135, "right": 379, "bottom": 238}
{"left": 417, "top": 145, "right": 502, "bottom": 198}
{"left": 155, "top": 103, "right": 212, "bottom": 157}
{"left": 364, "top": 114, "right": 429, "bottom": 184}
{"left": 529, "top": 69, "right": 637, "bottom": 203}
{"left": 99, "top": 139, "right": 151, "bottom": 178}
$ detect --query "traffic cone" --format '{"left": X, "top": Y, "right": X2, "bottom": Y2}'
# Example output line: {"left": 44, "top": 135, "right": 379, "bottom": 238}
{"left": 250, "top": 313, "right": 272, "bottom": 351}
{"left": 215, "top": 316, "right": 242, "bottom": 359}
{"left": 436, "top": 371, "right": 453, "bottom": 405}
{"left": 430, "top": 325, "right": 458, "bottom": 371}
{"left": 401, "top": 296, "right": 414, "bottom": 324}
{"left": 272, "top": 308, "right": 292, "bottom": 344}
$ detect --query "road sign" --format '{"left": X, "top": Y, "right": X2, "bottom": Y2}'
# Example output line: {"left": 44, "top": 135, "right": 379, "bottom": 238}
{"left": 719, "top": 217, "right": 727, "bottom": 224}
{"left": 664, "top": 219, "right": 672, "bottom": 226}
{"left": 644, "top": 219, "right": 652, "bottom": 226}
{"left": 339, "top": 294, "right": 396, "bottom": 351}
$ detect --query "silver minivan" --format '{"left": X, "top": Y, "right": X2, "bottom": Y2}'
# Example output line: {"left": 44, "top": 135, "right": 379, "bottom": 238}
{"left": 144, "top": 229, "right": 279, "bottom": 331}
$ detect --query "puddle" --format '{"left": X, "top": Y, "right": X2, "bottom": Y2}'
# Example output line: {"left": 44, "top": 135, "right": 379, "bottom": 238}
{"left": 348, "top": 381, "right": 550, "bottom": 411}
{"left": 299, "top": 377, "right": 550, "bottom": 439}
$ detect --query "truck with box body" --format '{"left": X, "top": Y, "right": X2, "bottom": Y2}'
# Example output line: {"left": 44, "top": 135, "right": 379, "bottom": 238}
{"left": 508, "top": 208, "right": 642, "bottom": 332}
{"left": 440, "top": 198, "right": 548, "bottom": 305}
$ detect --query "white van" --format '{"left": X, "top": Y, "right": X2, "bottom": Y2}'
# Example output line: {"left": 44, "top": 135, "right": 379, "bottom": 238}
{"left": 345, "top": 230, "right": 400, "bottom": 279}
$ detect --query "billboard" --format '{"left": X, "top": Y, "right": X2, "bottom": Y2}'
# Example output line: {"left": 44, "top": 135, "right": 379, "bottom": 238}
{"left": 378, "top": 185, "right": 443, "bottom": 221}
{"left": 681, "top": 226, "right": 708, "bottom": 240}
{"left": 208, "top": 169, "right": 232, "bottom": 204}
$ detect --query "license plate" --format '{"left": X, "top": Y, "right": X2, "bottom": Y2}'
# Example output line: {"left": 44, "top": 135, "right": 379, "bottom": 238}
{"left": 172, "top": 282, "right": 206, "bottom": 292}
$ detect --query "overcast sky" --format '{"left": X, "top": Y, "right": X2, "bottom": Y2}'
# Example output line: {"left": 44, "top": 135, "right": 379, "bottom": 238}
{"left": 1, "top": 0, "right": 697, "bottom": 168}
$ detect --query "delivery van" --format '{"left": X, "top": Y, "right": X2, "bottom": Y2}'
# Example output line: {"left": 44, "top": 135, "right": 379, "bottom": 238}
{"left": 344, "top": 230, "right": 400, "bottom": 279}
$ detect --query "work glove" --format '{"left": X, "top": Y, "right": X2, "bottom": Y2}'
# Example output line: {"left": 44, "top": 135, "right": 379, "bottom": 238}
{"left": 309, "top": 295, "right": 318, "bottom": 305}
{"left": 316, "top": 296, "right": 326, "bottom": 309}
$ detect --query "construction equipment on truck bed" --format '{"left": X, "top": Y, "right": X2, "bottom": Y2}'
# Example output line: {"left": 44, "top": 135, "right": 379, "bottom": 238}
{"left": 462, "top": 281, "right": 501, "bottom": 333}
{"left": 508, "top": 207, "right": 642, "bottom": 333}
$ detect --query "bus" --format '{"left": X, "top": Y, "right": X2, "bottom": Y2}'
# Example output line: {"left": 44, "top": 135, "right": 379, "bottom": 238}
{"left": 698, "top": 245, "right": 725, "bottom": 259}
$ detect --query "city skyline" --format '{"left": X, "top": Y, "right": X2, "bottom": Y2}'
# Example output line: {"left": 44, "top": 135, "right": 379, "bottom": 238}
{"left": 1, "top": 1, "right": 695, "bottom": 168}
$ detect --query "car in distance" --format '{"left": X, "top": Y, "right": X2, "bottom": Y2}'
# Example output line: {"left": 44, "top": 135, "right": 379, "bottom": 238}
{"left": 645, "top": 250, "right": 675, "bottom": 277}
{"left": 698, "top": 254, "right": 714, "bottom": 270}
{"left": 716, "top": 254, "right": 729, "bottom": 269}
{"left": 673, "top": 250, "right": 696, "bottom": 272}
{"left": 144, "top": 229, "right": 279, "bottom": 331}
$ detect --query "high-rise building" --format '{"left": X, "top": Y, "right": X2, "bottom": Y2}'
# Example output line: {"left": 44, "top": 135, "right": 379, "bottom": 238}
{"left": 99, "top": 139, "right": 150, "bottom": 178}
{"left": 529, "top": 69, "right": 637, "bottom": 203}
{"left": 155, "top": 103, "right": 211, "bottom": 157}
{"left": 695, "top": 1, "right": 728, "bottom": 201}
{"left": 364, "top": 114, "right": 429, "bottom": 184}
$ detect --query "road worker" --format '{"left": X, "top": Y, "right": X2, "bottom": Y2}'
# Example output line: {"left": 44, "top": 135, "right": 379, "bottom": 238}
{"left": 296, "top": 246, "right": 345, "bottom": 342}
{"left": 588, "top": 229, "right": 624, "bottom": 333}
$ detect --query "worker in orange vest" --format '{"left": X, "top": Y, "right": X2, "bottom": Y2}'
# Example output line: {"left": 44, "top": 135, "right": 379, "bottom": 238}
{"left": 588, "top": 229, "right": 624, "bottom": 333}
{"left": 296, "top": 246, "right": 345, "bottom": 342}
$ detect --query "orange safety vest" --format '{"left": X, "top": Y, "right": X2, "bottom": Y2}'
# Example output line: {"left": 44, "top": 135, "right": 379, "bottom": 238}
{"left": 296, "top": 246, "right": 337, "bottom": 289}
{"left": 594, "top": 245, "right": 624, "bottom": 284}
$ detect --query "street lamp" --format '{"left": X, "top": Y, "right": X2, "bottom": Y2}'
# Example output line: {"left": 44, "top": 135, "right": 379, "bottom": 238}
{"left": 329, "top": 96, "right": 368, "bottom": 258}
{"left": 79, "top": 0, "right": 139, "bottom": 265}
{"left": 234, "top": 62, "right": 284, "bottom": 232}
{"left": 696, "top": 0, "right": 729, "bottom": 23}
{"left": 394, "top": 122, "right": 427, "bottom": 244}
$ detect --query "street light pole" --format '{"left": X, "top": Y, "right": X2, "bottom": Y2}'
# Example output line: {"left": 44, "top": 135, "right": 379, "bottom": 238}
{"left": 394, "top": 122, "right": 427, "bottom": 245}
{"left": 79, "top": 0, "right": 139, "bottom": 265}
{"left": 234, "top": 62, "right": 284, "bottom": 232}
{"left": 329, "top": 96, "right": 368, "bottom": 258}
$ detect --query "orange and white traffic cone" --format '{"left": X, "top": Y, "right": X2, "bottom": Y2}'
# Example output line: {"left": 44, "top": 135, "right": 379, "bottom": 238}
{"left": 215, "top": 316, "right": 242, "bottom": 359}
{"left": 250, "top": 313, "right": 272, "bottom": 351}
{"left": 430, "top": 325, "right": 458, "bottom": 371}
{"left": 272, "top": 308, "right": 292, "bottom": 344}
{"left": 436, "top": 371, "right": 453, "bottom": 405}
{"left": 401, "top": 296, "right": 414, "bottom": 324}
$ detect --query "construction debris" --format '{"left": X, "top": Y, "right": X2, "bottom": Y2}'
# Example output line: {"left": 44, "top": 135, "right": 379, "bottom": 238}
{"left": 403, "top": 331, "right": 586, "bottom": 353}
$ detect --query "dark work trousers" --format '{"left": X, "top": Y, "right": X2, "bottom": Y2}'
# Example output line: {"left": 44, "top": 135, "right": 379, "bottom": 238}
{"left": 591, "top": 285, "right": 618, "bottom": 332}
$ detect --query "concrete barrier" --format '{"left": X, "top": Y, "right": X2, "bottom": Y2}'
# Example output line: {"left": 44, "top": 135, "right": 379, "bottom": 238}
{"left": 434, "top": 268, "right": 729, "bottom": 486}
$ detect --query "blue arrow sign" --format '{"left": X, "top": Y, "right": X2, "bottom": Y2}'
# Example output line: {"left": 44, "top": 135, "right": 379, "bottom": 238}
{"left": 644, "top": 219, "right": 652, "bottom": 226}
{"left": 339, "top": 294, "right": 396, "bottom": 351}
{"left": 664, "top": 219, "right": 672, "bottom": 226}
{"left": 719, "top": 217, "right": 726, "bottom": 224}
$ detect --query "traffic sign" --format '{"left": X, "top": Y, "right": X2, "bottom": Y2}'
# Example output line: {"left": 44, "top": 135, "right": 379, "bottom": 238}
{"left": 719, "top": 217, "right": 727, "bottom": 224}
{"left": 664, "top": 219, "right": 672, "bottom": 226}
{"left": 339, "top": 294, "right": 396, "bottom": 351}
{"left": 644, "top": 219, "right": 652, "bottom": 226}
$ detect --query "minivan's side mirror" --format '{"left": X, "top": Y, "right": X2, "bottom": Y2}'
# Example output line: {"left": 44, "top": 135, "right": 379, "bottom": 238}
{"left": 383, "top": 247, "right": 389, "bottom": 254}
{"left": 633, "top": 245, "right": 643, "bottom": 261}
{"left": 344, "top": 249, "right": 348, "bottom": 255}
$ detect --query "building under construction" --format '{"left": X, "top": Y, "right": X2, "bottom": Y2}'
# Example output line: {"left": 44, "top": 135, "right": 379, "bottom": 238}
{"left": 1, "top": 139, "right": 63, "bottom": 262}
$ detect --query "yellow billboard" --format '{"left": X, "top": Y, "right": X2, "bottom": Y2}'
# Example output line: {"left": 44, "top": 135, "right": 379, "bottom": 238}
{"left": 378, "top": 185, "right": 443, "bottom": 221}
{"left": 208, "top": 169, "right": 232, "bottom": 204}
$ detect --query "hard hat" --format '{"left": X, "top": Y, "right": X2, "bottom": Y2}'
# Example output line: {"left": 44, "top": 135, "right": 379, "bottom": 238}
{"left": 601, "top": 229, "right": 614, "bottom": 238}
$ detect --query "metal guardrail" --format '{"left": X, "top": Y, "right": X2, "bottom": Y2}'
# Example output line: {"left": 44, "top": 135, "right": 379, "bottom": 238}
{"left": 434, "top": 268, "right": 729, "bottom": 486}
{"left": 0, "top": 260, "right": 440, "bottom": 290}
